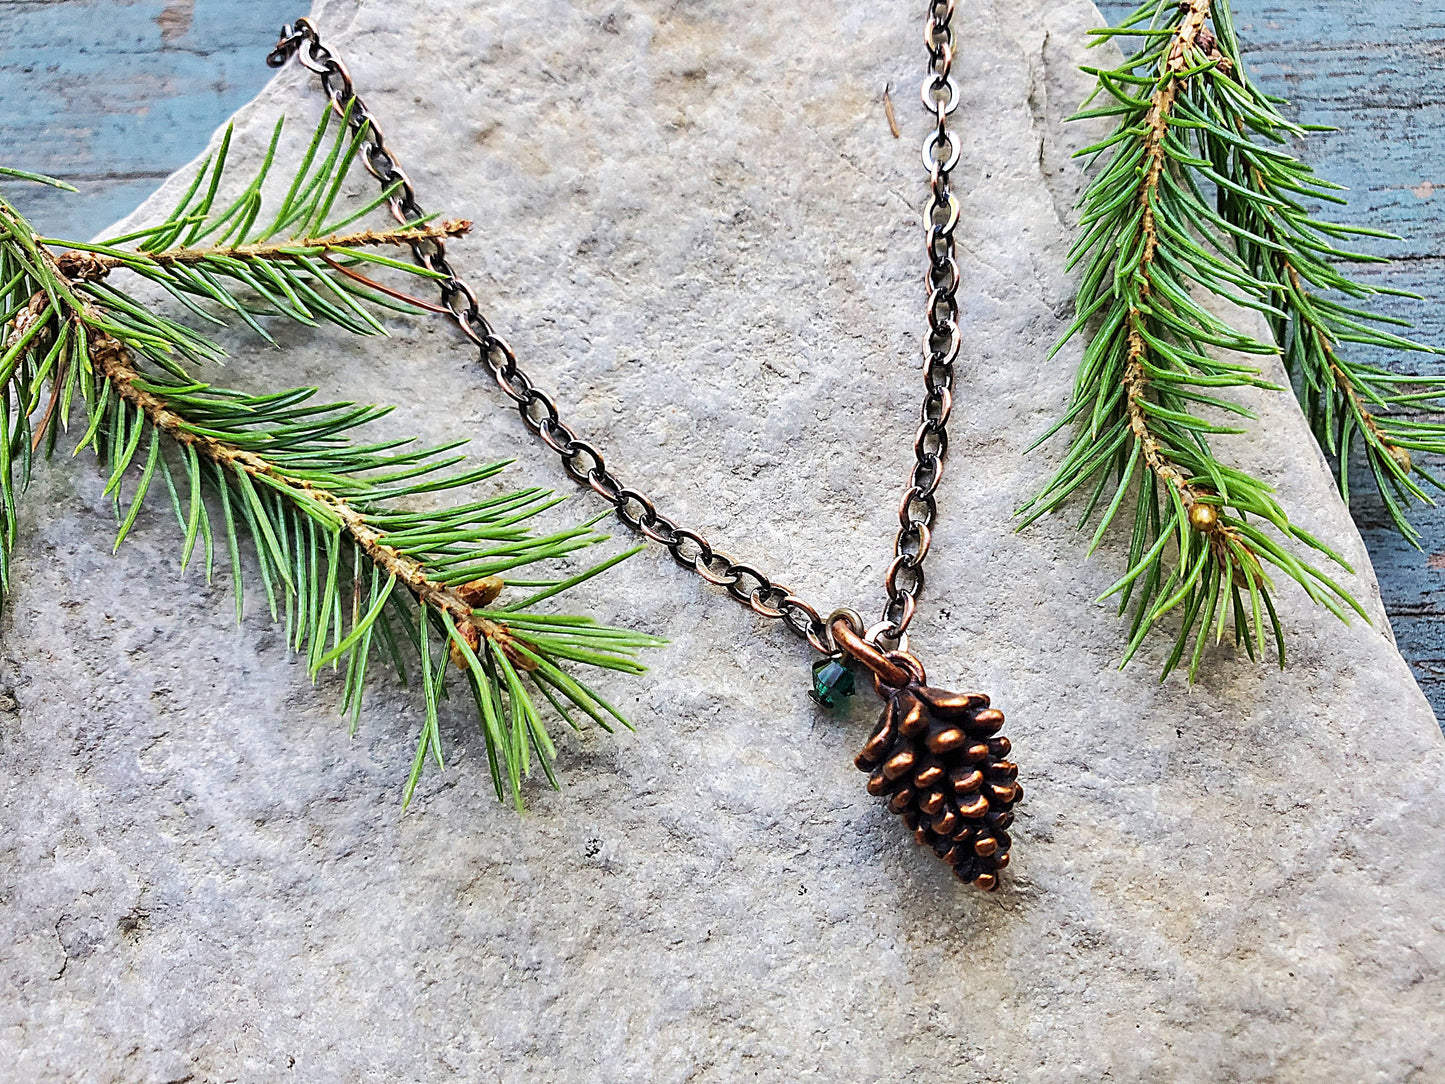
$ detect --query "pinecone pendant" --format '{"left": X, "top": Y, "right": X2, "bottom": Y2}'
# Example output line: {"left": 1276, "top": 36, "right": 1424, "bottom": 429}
{"left": 831, "top": 619, "right": 1020, "bottom": 890}
{"left": 854, "top": 682, "right": 1019, "bottom": 889}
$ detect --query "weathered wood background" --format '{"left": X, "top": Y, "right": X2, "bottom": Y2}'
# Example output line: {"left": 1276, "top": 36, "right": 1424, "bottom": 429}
{"left": 2, "top": 0, "right": 1443, "bottom": 719}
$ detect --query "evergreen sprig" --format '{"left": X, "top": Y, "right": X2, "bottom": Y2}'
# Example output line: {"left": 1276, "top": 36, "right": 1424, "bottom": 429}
{"left": 1020, "top": 0, "right": 1438, "bottom": 679}
{"left": 1203, "top": 17, "right": 1445, "bottom": 545}
{"left": 0, "top": 106, "right": 661, "bottom": 806}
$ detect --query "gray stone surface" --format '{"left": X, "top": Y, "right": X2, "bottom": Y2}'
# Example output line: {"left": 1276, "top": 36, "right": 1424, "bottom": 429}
{"left": 1, "top": 0, "right": 1442, "bottom": 1080}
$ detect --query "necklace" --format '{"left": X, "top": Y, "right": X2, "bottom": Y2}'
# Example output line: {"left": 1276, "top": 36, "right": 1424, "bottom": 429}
{"left": 267, "top": 2, "right": 1022, "bottom": 890}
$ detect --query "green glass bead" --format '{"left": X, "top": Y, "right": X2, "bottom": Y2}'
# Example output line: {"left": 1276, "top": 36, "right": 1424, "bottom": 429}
{"left": 810, "top": 656, "right": 855, "bottom": 708}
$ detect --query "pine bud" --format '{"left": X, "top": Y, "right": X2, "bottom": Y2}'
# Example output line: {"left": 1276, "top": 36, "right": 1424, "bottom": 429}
{"left": 1188, "top": 503, "right": 1218, "bottom": 532}
{"left": 455, "top": 575, "right": 505, "bottom": 608}
{"left": 448, "top": 622, "right": 482, "bottom": 670}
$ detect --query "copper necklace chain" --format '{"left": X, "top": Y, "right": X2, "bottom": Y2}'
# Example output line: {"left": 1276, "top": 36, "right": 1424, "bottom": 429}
{"left": 268, "top": 3, "right": 1021, "bottom": 890}
{"left": 266, "top": 1, "right": 961, "bottom": 661}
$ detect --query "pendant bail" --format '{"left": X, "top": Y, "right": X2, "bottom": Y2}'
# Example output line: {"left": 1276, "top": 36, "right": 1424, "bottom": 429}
{"left": 830, "top": 616, "right": 924, "bottom": 691}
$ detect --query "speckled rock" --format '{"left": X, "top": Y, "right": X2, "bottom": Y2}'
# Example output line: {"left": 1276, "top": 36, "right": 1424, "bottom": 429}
{"left": 2, "top": 1, "right": 1442, "bottom": 1081}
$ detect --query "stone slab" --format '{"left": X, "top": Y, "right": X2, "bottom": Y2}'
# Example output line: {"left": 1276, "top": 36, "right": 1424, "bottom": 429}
{"left": 1, "top": 1, "right": 1442, "bottom": 1080}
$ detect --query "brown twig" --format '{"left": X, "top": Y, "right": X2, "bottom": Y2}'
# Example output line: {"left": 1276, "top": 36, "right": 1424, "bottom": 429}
{"left": 321, "top": 253, "right": 450, "bottom": 313}
{"left": 1286, "top": 264, "right": 1408, "bottom": 468}
{"left": 54, "top": 219, "right": 473, "bottom": 281}
{"left": 1124, "top": 0, "right": 1226, "bottom": 536}
{"left": 6, "top": 293, "right": 64, "bottom": 452}
{"left": 87, "top": 327, "right": 530, "bottom": 666}
{"left": 31, "top": 353, "right": 64, "bottom": 452}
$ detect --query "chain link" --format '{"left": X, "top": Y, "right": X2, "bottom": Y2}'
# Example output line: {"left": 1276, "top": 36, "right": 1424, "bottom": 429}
{"left": 268, "top": 7, "right": 963, "bottom": 657}
{"left": 878, "top": 0, "right": 963, "bottom": 645}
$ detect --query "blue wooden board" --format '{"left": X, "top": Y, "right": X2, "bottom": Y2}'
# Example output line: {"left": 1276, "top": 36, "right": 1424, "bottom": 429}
{"left": 3, "top": 0, "right": 1444, "bottom": 717}
{"left": 0, "top": 0, "right": 299, "bottom": 239}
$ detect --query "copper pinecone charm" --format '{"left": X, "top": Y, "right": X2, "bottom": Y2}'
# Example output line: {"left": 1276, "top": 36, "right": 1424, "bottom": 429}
{"left": 855, "top": 683, "right": 1020, "bottom": 890}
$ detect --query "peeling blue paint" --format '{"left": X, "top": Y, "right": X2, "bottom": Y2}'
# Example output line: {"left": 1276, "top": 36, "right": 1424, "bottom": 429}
{"left": 0, "top": 0, "right": 300, "bottom": 239}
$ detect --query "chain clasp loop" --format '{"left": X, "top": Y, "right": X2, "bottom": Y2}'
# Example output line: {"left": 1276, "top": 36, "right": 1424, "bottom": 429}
{"left": 266, "top": 19, "right": 317, "bottom": 68}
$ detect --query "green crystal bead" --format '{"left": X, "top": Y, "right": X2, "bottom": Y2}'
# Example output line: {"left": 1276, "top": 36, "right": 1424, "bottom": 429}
{"left": 810, "top": 656, "right": 855, "bottom": 708}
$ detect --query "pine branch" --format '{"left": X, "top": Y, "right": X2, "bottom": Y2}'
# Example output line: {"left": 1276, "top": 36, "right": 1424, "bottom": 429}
{"left": 0, "top": 103, "right": 662, "bottom": 808}
{"left": 1184, "top": 5, "right": 1445, "bottom": 545}
{"left": 1020, "top": 0, "right": 1371, "bottom": 680}
{"left": 81, "top": 321, "right": 658, "bottom": 807}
